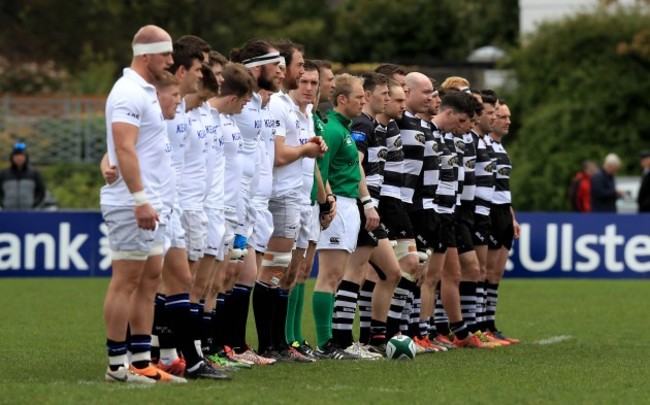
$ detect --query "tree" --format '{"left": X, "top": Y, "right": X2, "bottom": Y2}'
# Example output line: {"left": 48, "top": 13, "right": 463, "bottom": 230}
{"left": 505, "top": 6, "right": 650, "bottom": 211}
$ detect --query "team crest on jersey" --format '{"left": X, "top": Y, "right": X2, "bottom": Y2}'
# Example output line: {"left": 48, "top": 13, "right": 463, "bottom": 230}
{"left": 485, "top": 162, "right": 495, "bottom": 173}
{"left": 378, "top": 148, "right": 388, "bottom": 160}
{"left": 415, "top": 133, "right": 426, "bottom": 144}
{"left": 394, "top": 138, "right": 402, "bottom": 148}
{"left": 431, "top": 141, "right": 439, "bottom": 152}
{"left": 345, "top": 135, "right": 353, "bottom": 145}
{"left": 448, "top": 156, "right": 459, "bottom": 166}
{"left": 455, "top": 139, "right": 464, "bottom": 151}
{"left": 498, "top": 167, "right": 511, "bottom": 176}
{"left": 466, "top": 159, "right": 475, "bottom": 169}
{"left": 351, "top": 131, "right": 366, "bottom": 142}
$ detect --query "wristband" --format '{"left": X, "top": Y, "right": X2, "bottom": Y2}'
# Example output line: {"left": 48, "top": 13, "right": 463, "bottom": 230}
{"left": 361, "top": 196, "right": 374, "bottom": 210}
{"left": 132, "top": 190, "right": 149, "bottom": 206}
{"left": 326, "top": 193, "right": 336, "bottom": 201}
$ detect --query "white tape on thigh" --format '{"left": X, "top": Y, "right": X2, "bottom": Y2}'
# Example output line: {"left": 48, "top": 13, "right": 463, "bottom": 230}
{"left": 261, "top": 251, "right": 292, "bottom": 268}
{"left": 148, "top": 242, "right": 164, "bottom": 256}
{"left": 111, "top": 250, "right": 148, "bottom": 261}
{"left": 417, "top": 251, "right": 429, "bottom": 263}
{"left": 394, "top": 241, "right": 417, "bottom": 261}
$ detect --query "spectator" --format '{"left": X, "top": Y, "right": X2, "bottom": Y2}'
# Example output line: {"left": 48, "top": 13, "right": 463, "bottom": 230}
{"left": 0, "top": 142, "right": 46, "bottom": 210}
{"left": 638, "top": 150, "right": 650, "bottom": 213}
{"left": 568, "top": 160, "right": 597, "bottom": 212}
{"left": 590, "top": 153, "right": 625, "bottom": 212}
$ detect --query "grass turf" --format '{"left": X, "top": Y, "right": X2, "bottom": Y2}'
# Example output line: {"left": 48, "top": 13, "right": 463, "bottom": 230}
{"left": 0, "top": 278, "right": 648, "bottom": 404}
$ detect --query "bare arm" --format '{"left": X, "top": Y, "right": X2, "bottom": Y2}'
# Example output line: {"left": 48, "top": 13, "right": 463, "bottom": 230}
{"left": 357, "top": 150, "right": 379, "bottom": 231}
{"left": 112, "top": 122, "right": 158, "bottom": 229}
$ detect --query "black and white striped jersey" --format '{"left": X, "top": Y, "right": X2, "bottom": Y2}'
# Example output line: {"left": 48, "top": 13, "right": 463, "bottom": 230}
{"left": 421, "top": 120, "right": 439, "bottom": 210}
{"left": 379, "top": 119, "right": 403, "bottom": 200}
{"left": 459, "top": 132, "right": 477, "bottom": 204}
{"left": 489, "top": 136, "right": 512, "bottom": 205}
{"left": 451, "top": 133, "right": 465, "bottom": 206}
{"left": 472, "top": 131, "right": 496, "bottom": 216}
{"left": 352, "top": 112, "right": 386, "bottom": 201}
{"left": 435, "top": 131, "right": 458, "bottom": 214}
{"left": 397, "top": 111, "right": 426, "bottom": 207}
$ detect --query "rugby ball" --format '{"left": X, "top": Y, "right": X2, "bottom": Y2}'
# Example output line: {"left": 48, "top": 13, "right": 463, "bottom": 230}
{"left": 386, "top": 335, "right": 417, "bottom": 360}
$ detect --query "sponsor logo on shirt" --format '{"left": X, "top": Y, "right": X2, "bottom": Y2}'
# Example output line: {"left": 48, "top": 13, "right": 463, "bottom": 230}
{"left": 351, "top": 131, "right": 366, "bottom": 142}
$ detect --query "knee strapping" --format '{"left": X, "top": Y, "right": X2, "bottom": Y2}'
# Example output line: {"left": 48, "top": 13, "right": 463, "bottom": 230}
{"left": 149, "top": 242, "right": 164, "bottom": 256}
{"left": 230, "top": 248, "right": 249, "bottom": 261}
{"left": 394, "top": 241, "right": 418, "bottom": 261}
{"left": 417, "top": 248, "right": 432, "bottom": 263}
{"left": 111, "top": 249, "right": 148, "bottom": 261}
{"left": 261, "top": 251, "right": 292, "bottom": 268}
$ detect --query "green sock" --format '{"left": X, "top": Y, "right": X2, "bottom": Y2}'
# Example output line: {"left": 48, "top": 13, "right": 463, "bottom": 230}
{"left": 313, "top": 291, "right": 334, "bottom": 349}
{"left": 285, "top": 286, "right": 299, "bottom": 344}
{"left": 293, "top": 284, "right": 305, "bottom": 344}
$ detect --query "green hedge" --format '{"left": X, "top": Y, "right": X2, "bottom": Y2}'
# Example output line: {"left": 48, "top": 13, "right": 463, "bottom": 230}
{"left": 40, "top": 163, "right": 103, "bottom": 209}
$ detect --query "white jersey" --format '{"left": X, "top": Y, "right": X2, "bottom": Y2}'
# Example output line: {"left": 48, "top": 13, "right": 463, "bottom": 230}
{"left": 252, "top": 103, "right": 276, "bottom": 209}
{"left": 269, "top": 92, "right": 304, "bottom": 198}
{"left": 100, "top": 68, "right": 171, "bottom": 208}
{"left": 178, "top": 102, "right": 210, "bottom": 211}
{"left": 204, "top": 105, "right": 225, "bottom": 209}
{"left": 232, "top": 93, "right": 262, "bottom": 235}
{"left": 161, "top": 99, "right": 189, "bottom": 209}
{"left": 298, "top": 104, "right": 316, "bottom": 204}
{"left": 221, "top": 113, "right": 243, "bottom": 210}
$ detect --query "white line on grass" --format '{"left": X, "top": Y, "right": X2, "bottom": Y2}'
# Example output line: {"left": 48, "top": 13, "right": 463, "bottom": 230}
{"left": 533, "top": 335, "right": 573, "bottom": 345}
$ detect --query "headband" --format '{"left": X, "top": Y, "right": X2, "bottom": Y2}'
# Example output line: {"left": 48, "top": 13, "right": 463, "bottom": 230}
{"left": 132, "top": 41, "right": 173, "bottom": 56}
{"left": 243, "top": 51, "right": 284, "bottom": 68}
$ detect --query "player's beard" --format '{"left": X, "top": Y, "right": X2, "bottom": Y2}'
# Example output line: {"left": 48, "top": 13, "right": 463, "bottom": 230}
{"left": 257, "top": 66, "right": 278, "bottom": 92}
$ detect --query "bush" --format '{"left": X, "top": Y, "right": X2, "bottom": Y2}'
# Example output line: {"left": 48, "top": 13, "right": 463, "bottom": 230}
{"left": 506, "top": 7, "right": 650, "bottom": 211}
{"left": 40, "top": 163, "right": 103, "bottom": 209}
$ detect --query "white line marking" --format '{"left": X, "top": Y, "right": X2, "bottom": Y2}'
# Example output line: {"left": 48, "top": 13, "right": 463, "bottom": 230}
{"left": 533, "top": 335, "right": 572, "bottom": 345}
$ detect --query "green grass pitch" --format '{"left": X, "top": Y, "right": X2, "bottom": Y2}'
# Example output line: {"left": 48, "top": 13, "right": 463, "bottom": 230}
{"left": 1, "top": 278, "right": 649, "bottom": 404}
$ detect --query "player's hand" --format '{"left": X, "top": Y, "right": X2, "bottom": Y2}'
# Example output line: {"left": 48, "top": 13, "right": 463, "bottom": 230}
{"left": 303, "top": 141, "right": 324, "bottom": 159}
{"left": 103, "top": 165, "right": 119, "bottom": 185}
{"left": 134, "top": 203, "right": 159, "bottom": 230}
{"left": 513, "top": 219, "right": 521, "bottom": 239}
{"left": 309, "top": 136, "right": 328, "bottom": 154}
{"left": 364, "top": 207, "right": 380, "bottom": 231}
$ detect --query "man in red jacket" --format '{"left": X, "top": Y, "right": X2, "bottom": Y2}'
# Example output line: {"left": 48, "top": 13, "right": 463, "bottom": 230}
{"left": 568, "top": 160, "right": 597, "bottom": 212}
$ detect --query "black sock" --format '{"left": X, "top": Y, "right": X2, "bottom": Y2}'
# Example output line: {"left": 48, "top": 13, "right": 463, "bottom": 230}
{"left": 128, "top": 334, "right": 151, "bottom": 369}
{"left": 369, "top": 319, "right": 387, "bottom": 346}
{"left": 151, "top": 293, "right": 167, "bottom": 363}
{"left": 165, "top": 293, "right": 203, "bottom": 368}
{"left": 387, "top": 277, "right": 410, "bottom": 339}
{"left": 434, "top": 281, "right": 450, "bottom": 336}
{"left": 408, "top": 284, "right": 422, "bottom": 338}
{"left": 228, "top": 284, "right": 252, "bottom": 353}
{"left": 331, "top": 280, "right": 360, "bottom": 348}
{"left": 450, "top": 321, "right": 469, "bottom": 340}
{"left": 400, "top": 279, "right": 416, "bottom": 337}
{"left": 485, "top": 282, "right": 499, "bottom": 332}
{"left": 475, "top": 281, "right": 487, "bottom": 331}
{"left": 460, "top": 281, "right": 478, "bottom": 333}
{"left": 211, "top": 293, "right": 227, "bottom": 352}
{"left": 358, "top": 280, "right": 375, "bottom": 344}
{"left": 253, "top": 281, "right": 275, "bottom": 353}
{"left": 107, "top": 339, "right": 128, "bottom": 371}
{"left": 271, "top": 288, "right": 290, "bottom": 350}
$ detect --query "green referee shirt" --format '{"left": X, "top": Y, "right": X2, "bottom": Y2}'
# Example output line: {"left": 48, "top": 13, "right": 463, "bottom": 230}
{"left": 310, "top": 110, "right": 327, "bottom": 204}
{"left": 321, "top": 109, "right": 360, "bottom": 199}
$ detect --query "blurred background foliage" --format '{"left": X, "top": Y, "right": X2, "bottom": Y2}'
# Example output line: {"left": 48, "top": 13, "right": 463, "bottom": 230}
{"left": 1, "top": 0, "right": 649, "bottom": 210}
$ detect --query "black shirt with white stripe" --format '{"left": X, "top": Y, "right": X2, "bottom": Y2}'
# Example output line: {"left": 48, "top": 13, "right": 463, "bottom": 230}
{"left": 434, "top": 130, "right": 457, "bottom": 214}
{"left": 489, "top": 136, "right": 512, "bottom": 205}
{"left": 352, "top": 112, "right": 386, "bottom": 201}
{"left": 472, "top": 131, "right": 496, "bottom": 216}
{"left": 459, "top": 132, "right": 477, "bottom": 205}
{"left": 379, "top": 119, "right": 403, "bottom": 200}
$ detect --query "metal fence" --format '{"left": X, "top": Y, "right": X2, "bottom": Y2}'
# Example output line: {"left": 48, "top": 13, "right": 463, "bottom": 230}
{"left": 0, "top": 95, "right": 107, "bottom": 164}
